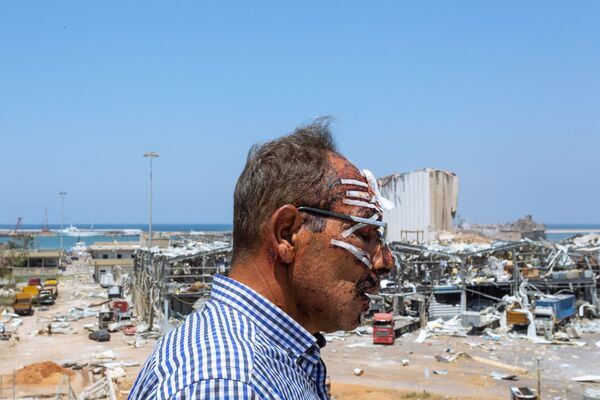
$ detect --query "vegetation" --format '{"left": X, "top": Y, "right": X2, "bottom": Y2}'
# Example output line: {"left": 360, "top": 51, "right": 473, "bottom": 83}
{"left": 0, "top": 233, "right": 34, "bottom": 269}
{"left": 7, "top": 233, "right": 34, "bottom": 251}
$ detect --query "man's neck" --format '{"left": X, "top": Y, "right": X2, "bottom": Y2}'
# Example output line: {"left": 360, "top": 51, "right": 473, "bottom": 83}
{"left": 228, "top": 255, "right": 318, "bottom": 333}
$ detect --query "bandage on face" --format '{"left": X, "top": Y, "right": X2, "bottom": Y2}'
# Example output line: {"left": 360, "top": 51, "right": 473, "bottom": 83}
{"left": 298, "top": 169, "right": 394, "bottom": 269}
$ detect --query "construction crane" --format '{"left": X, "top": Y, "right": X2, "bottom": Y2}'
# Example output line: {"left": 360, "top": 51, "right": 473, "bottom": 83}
{"left": 41, "top": 208, "right": 50, "bottom": 233}
{"left": 14, "top": 217, "right": 23, "bottom": 233}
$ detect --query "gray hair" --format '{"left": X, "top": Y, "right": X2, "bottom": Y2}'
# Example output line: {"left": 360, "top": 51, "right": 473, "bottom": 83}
{"left": 232, "top": 118, "right": 339, "bottom": 260}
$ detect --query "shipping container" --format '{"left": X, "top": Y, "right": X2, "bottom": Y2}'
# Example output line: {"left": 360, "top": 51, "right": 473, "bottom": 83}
{"left": 535, "top": 294, "right": 576, "bottom": 321}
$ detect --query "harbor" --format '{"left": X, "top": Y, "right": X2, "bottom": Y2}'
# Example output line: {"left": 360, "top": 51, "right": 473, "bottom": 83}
{"left": 2, "top": 228, "right": 600, "bottom": 399}
{"left": 1, "top": 168, "right": 600, "bottom": 399}
{"left": 2, "top": 2, "right": 598, "bottom": 398}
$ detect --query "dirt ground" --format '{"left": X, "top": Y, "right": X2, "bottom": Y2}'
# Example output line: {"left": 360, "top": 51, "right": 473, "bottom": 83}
{"left": 2, "top": 261, "right": 600, "bottom": 399}
{"left": 0, "top": 261, "right": 155, "bottom": 398}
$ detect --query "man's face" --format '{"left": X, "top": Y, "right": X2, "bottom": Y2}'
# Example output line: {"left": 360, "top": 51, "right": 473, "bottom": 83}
{"left": 290, "top": 155, "right": 395, "bottom": 332}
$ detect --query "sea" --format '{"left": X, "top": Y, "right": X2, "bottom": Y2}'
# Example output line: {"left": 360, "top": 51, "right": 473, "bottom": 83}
{"left": 0, "top": 223, "right": 232, "bottom": 250}
{"left": 1, "top": 223, "right": 598, "bottom": 250}
{"left": 545, "top": 223, "right": 600, "bottom": 242}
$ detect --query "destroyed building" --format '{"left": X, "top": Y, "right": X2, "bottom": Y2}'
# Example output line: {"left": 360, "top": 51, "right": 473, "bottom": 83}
{"left": 131, "top": 235, "right": 232, "bottom": 330}
{"left": 459, "top": 214, "right": 546, "bottom": 241}
{"left": 383, "top": 234, "right": 600, "bottom": 328}
{"left": 378, "top": 169, "right": 459, "bottom": 243}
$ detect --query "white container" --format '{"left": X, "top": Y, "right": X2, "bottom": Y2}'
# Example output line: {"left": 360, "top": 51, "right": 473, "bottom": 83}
{"left": 100, "top": 273, "right": 114, "bottom": 288}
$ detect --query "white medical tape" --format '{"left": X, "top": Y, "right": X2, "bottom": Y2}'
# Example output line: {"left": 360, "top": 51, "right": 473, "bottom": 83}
{"left": 341, "top": 223, "right": 367, "bottom": 238}
{"left": 343, "top": 199, "right": 382, "bottom": 212}
{"left": 361, "top": 169, "right": 395, "bottom": 210}
{"left": 345, "top": 190, "right": 371, "bottom": 200}
{"left": 331, "top": 239, "right": 372, "bottom": 269}
{"left": 340, "top": 178, "right": 369, "bottom": 188}
{"left": 347, "top": 214, "right": 386, "bottom": 227}
{"left": 341, "top": 214, "right": 381, "bottom": 238}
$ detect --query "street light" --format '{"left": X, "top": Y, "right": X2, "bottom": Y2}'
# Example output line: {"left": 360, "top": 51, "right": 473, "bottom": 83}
{"left": 58, "top": 192, "right": 66, "bottom": 260}
{"left": 143, "top": 152, "right": 159, "bottom": 247}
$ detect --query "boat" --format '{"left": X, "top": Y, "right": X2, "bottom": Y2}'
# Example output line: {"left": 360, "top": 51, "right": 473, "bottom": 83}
{"left": 69, "top": 240, "right": 90, "bottom": 256}
{"left": 60, "top": 225, "right": 99, "bottom": 237}
{"left": 122, "top": 229, "right": 143, "bottom": 235}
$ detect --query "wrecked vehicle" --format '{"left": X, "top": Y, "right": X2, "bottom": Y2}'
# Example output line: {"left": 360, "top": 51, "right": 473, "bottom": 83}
{"left": 38, "top": 289, "right": 55, "bottom": 306}
{"left": 13, "top": 293, "right": 33, "bottom": 316}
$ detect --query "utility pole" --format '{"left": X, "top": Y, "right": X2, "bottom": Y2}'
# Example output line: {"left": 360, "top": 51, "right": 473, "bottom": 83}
{"left": 59, "top": 192, "right": 66, "bottom": 259}
{"left": 143, "top": 152, "right": 159, "bottom": 247}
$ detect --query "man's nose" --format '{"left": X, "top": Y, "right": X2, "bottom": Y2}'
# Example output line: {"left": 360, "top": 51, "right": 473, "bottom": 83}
{"left": 371, "top": 243, "right": 395, "bottom": 274}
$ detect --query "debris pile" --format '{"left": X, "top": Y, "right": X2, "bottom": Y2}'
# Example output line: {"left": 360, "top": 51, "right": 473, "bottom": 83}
{"left": 132, "top": 236, "right": 232, "bottom": 328}
{"left": 15, "top": 361, "right": 74, "bottom": 385}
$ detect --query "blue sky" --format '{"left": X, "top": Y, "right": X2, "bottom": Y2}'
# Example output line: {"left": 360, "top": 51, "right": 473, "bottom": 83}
{"left": 1, "top": 1, "right": 598, "bottom": 225}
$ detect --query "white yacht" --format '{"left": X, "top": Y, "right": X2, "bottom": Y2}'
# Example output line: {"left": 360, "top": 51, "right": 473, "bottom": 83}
{"left": 60, "top": 225, "right": 98, "bottom": 237}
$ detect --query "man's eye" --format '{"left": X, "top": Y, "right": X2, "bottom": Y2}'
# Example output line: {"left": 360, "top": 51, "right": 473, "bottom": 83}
{"left": 356, "top": 230, "right": 370, "bottom": 242}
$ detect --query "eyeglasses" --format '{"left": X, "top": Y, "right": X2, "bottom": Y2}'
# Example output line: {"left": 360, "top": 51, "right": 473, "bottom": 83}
{"left": 297, "top": 206, "right": 388, "bottom": 243}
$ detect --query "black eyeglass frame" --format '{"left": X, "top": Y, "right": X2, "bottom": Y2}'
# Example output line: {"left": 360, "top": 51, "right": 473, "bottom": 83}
{"left": 297, "top": 206, "right": 388, "bottom": 242}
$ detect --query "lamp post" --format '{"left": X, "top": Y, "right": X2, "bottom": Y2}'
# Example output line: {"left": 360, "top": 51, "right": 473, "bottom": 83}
{"left": 143, "top": 152, "right": 159, "bottom": 247}
{"left": 58, "top": 192, "right": 66, "bottom": 261}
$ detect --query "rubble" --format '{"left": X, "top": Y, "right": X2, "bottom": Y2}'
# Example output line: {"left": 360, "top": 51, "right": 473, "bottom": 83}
{"left": 1, "top": 231, "right": 598, "bottom": 399}
{"left": 78, "top": 372, "right": 117, "bottom": 400}
{"left": 571, "top": 375, "right": 600, "bottom": 383}
{"left": 131, "top": 238, "right": 232, "bottom": 330}
{"left": 89, "top": 329, "right": 111, "bottom": 342}
{"left": 434, "top": 352, "right": 471, "bottom": 363}
{"left": 94, "top": 350, "right": 115, "bottom": 360}
{"left": 490, "top": 371, "right": 518, "bottom": 380}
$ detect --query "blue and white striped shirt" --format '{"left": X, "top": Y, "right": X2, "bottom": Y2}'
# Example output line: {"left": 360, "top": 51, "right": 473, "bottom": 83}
{"left": 129, "top": 274, "right": 328, "bottom": 399}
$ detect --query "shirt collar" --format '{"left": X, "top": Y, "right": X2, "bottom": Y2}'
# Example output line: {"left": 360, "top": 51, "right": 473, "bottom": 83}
{"left": 210, "top": 274, "right": 320, "bottom": 361}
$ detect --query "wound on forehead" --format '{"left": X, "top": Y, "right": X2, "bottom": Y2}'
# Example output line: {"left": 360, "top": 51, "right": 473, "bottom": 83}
{"left": 330, "top": 173, "right": 383, "bottom": 269}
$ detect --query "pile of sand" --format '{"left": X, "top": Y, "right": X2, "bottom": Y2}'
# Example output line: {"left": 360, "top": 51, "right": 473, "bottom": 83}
{"left": 15, "top": 361, "right": 74, "bottom": 385}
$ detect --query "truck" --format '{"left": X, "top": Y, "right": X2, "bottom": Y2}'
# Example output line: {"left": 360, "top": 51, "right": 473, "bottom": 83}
{"left": 27, "top": 277, "right": 42, "bottom": 288}
{"left": 372, "top": 313, "right": 395, "bottom": 344}
{"left": 534, "top": 294, "right": 576, "bottom": 334}
{"left": 13, "top": 293, "right": 33, "bottom": 316}
{"left": 42, "top": 284, "right": 58, "bottom": 299}
{"left": 22, "top": 285, "right": 40, "bottom": 304}
{"left": 44, "top": 279, "right": 58, "bottom": 298}
{"left": 39, "top": 289, "right": 55, "bottom": 305}
{"left": 98, "top": 310, "right": 114, "bottom": 330}
{"left": 110, "top": 300, "right": 130, "bottom": 314}
{"left": 107, "top": 285, "right": 122, "bottom": 299}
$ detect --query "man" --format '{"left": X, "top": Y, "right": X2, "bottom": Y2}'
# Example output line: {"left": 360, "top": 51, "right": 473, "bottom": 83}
{"left": 129, "top": 121, "right": 395, "bottom": 399}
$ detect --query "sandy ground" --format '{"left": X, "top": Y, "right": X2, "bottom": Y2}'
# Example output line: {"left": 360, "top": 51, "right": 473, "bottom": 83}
{"left": 0, "top": 261, "right": 155, "bottom": 398}
{"left": 2, "top": 261, "right": 600, "bottom": 399}
{"left": 322, "top": 330, "right": 600, "bottom": 399}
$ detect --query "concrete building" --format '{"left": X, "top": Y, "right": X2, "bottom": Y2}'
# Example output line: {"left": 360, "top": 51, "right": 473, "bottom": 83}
{"left": 93, "top": 258, "right": 135, "bottom": 283}
{"left": 1, "top": 250, "right": 61, "bottom": 268}
{"left": 89, "top": 241, "right": 140, "bottom": 260}
{"left": 379, "top": 169, "right": 459, "bottom": 243}
{"left": 24, "top": 250, "right": 61, "bottom": 268}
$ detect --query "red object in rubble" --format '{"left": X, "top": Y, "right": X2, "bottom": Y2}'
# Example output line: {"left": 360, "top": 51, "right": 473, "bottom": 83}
{"left": 123, "top": 324, "right": 137, "bottom": 336}
{"left": 372, "top": 313, "right": 395, "bottom": 345}
{"left": 111, "top": 300, "right": 129, "bottom": 314}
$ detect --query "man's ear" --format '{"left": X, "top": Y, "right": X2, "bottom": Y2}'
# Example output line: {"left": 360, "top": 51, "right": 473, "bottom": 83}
{"left": 269, "top": 205, "right": 303, "bottom": 264}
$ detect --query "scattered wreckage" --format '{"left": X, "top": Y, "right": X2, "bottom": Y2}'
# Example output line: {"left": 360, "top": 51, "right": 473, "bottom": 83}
{"left": 381, "top": 234, "right": 599, "bottom": 334}
{"left": 131, "top": 236, "right": 232, "bottom": 330}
